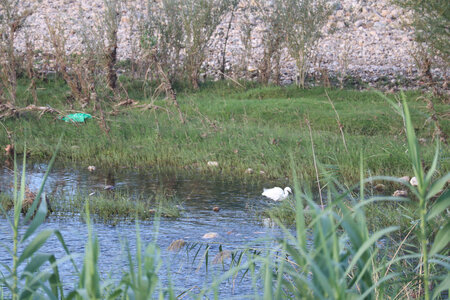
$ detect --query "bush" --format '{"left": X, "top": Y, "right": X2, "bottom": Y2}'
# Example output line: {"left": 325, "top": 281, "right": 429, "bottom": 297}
{"left": 394, "top": 0, "right": 450, "bottom": 81}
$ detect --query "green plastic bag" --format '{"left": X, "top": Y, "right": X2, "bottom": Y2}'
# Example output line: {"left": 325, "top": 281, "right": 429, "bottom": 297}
{"left": 61, "top": 113, "right": 92, "bottom": 123}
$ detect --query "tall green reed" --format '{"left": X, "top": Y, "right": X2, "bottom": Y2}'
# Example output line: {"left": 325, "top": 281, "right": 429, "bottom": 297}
{"left": 0, "top": 139, "right": 78, "bottom": 299}
{"left": 212, "top": 97, "right": 449, "bottom": 299}
{"left": 381, "top": 93, "right": 450, "bottom": 299}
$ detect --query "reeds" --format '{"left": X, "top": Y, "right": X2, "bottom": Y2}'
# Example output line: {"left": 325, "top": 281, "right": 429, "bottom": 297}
{"left": 4, "top": 80, "right": 447, "bottom": 185}
{"left": 1, "top": 99, "right": 448, "bottom": 298}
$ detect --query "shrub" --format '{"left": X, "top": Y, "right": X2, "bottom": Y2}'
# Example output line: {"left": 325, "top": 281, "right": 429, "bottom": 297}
{"left": 0, "top": 0, "right": 32, "bottom": 103}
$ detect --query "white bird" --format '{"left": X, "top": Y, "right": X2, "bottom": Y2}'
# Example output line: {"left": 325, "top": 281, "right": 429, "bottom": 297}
{"left": 262, "top": 187, "right": 292, "bottom": 201}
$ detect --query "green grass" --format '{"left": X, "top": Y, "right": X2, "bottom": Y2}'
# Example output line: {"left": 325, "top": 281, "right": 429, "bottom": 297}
{"left": 1, "top": 101, "right": 448, "bottom": 298}
{"left": 61, "top": 190, "right": 182, "bottom": 221}
{"left": 1, "top": 189, "right": 182, "bottom": 223}
{"left": 3, "top": 77, "right": 448, "bottom": 186}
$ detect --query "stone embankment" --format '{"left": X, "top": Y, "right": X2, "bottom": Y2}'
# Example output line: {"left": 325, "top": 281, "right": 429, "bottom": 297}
{"left": 15, "top": 0, "right": 448, "bottom": 86}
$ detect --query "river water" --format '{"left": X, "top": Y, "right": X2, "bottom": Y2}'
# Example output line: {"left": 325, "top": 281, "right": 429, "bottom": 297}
{"left": 0, "top": 162, "right": 292, "bottom": 297}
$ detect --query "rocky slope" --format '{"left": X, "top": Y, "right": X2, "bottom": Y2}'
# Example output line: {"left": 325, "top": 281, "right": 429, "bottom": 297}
{"left": 15, "top": 0, "right": 448, "bottom": 86}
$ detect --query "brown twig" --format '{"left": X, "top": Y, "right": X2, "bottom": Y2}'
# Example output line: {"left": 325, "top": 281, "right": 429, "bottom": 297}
{"left": 0, "top": 103, "right": 60, "bottom": 119}
{"left": 217, "top": 70, "right": 244, "bottom": 88}
{"left": 384, "top": 222, "right": 418, "bottom": 277}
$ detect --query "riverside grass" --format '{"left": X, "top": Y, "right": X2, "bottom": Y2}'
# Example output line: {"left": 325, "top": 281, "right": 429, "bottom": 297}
{"left": 0, "top": 101, "right": 448, "bottom": 299}
{"left": 1, "top": 190, "right": 182, "bottom": 223}
{"left": 2, "top": 77, "right": 449, "bottom": 186}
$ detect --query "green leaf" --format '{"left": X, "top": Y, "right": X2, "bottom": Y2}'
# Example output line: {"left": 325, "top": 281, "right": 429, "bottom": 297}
{"left": 344, "top": 226, "right": 398, "bottom": 279}
{"left": 427, "top": 189, "right": 450, "bottom": 221}
{"left": 18, "top": 229, "right": 54, "bottom": 266}
{"left": 263, "top": 254, "right": 273, "bottom": 300}
{"left": 426, "top": 173, "right": 450, "bottom": 201}
{"left": 53, "top": 230, "right": 79, "bottom": 274}
{"left": 428, "top": 259, "right": 450, "bottom": 270}
{"left": 15, "top": 151, "right": 27, "bottom": 227}
{"left": 21, "top": 194, "right": 48, "bottom": 244}
{"left": 22, "top": 253, "right": 53, "bottom": 275}
{"left": 432, "top": 273, "right": 450, "bottom": 299}
{"left": 429, "top": 223, "right": 450, "bottom": 257}
{"left": 402, "top": 96, "right": 424, "bottom": 185}
{"left": 40, "top": 283, "right": 59, "bottom": 300}
{"left": 424, "top": 142, "right": 440, "bottom": 186}
{"left": 356, "top": 273, "right": 400, "bottom": 300}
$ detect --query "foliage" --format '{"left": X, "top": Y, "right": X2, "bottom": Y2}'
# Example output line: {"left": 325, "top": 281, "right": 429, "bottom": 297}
{"left": 141, "top": 0, "right": 233, "bottom": 90}
{"left": 45, "top": 0, "right": 122, "bottom": 106}
{"left": 394, "top": 0, "right": 450, "bottom": 67}
{"left": 278, "top": 0, "right": 332, "bottom": 88}
{"left": 254, "top": 0, "right": 285, "bottom": 85}
{"left": 0, "top": 139, "right": 78, "bottom": 299}
{"left": 2, "top": 79, "right": 449, "bottom": 183}
{"left": 1, "top": 96, "right": 449, "bottom": 299}
{"left": 0, "top": 0, "right": 32, "bottom": 103}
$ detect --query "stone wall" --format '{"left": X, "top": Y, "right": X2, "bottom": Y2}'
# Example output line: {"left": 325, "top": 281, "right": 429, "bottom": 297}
{"left": 14, "top": 0, "right": 448, "bottom": 86}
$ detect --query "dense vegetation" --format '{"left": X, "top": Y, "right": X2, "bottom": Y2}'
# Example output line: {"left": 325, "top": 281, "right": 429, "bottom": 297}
{"left": 2, "top": 78, "right": 448, "bottom": 183}
{"left": 0, "top": 103, "right": 448, "bottom": 299}
{"left": 0, "top": 0, "right": 448, "bottom": 298}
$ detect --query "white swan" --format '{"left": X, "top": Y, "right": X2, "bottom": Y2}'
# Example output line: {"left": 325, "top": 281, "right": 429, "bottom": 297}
{"left": 262, "top": 187, "right": 292, "bottom": 201}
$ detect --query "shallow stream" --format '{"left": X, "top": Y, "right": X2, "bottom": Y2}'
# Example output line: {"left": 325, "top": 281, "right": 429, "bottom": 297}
{"left": 0, "top": 162, "right": 292, "bottom": 297}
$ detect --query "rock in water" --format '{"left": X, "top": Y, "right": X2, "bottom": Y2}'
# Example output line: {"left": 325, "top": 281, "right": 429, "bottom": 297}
{"left": 202, "top": 232, "right": 218, "bottom": 239}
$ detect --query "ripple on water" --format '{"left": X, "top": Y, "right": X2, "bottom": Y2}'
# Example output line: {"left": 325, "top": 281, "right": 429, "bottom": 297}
{"left": 0, "top": 162, "right": 287, "bottom": 296}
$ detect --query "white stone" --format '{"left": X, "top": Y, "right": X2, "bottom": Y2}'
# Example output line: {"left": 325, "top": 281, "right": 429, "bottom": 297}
{"left": 202, "top": 232, "right": 218, "bottom": 239}
{"left": 207, "top": 161, "right": 219, "bottom": 167}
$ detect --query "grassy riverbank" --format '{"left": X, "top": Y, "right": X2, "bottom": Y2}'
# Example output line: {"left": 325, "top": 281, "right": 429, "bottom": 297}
{"left": 1, "top": 100, "right": 448, "bottom": 298}
{"left": 2, "top": 78, "right": 448, "bottom": 186}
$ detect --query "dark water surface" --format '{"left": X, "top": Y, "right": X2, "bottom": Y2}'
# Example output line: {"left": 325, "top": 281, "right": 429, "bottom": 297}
{"left": 0, "top": 162, "right": 291, "bottom": 297}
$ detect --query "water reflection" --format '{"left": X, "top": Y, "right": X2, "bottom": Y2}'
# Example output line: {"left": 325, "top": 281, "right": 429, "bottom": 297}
{"left": 0, "top": 162, "right": 289, "bottom": 296}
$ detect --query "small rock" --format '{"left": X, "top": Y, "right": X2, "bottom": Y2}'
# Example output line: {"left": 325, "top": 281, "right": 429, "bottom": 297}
{"left": 87, "top": 165, "right": 96, "bottom": 172}
{"left": 213, "top": 206, "right": 220, "bottom": 212}
{"left": 355, "top": 20, "right": 365, "bottom": 27}
{"left": 247, "top": 65, "right": 257, "bottom": 72}
{"left": 262, "top": 218, "right": 275, "bottom": 227}
{"left": 373, "top": 21, "right": 386, "bottom": 29}
{"left": 393, "top": 190, "right": 408, "bottom": 197}
{"left": 202, "top": 232, "right": 218, "bottom": 239}
{"left": 167, "top": 239, "right": 186, "bottom": 252}
{"left": 259, "top": 170, "right": 266, "bottom": 175}
{"left": 336, "top": 21, "right": 345, "bottom": 29}
{"left": 207, "top": 161, "right": 219, "bottom": 167}
{"left": 389, "top": 9, "right": 400, "bottom": 19}
{"left": 410, "top": 177, "right": 418, "bottom": 186}
{"left": 374, "top": 183, "right": 385, "bottom": 192}
{"left": 245, "top": 168, "right": 253, "bottom": 174}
